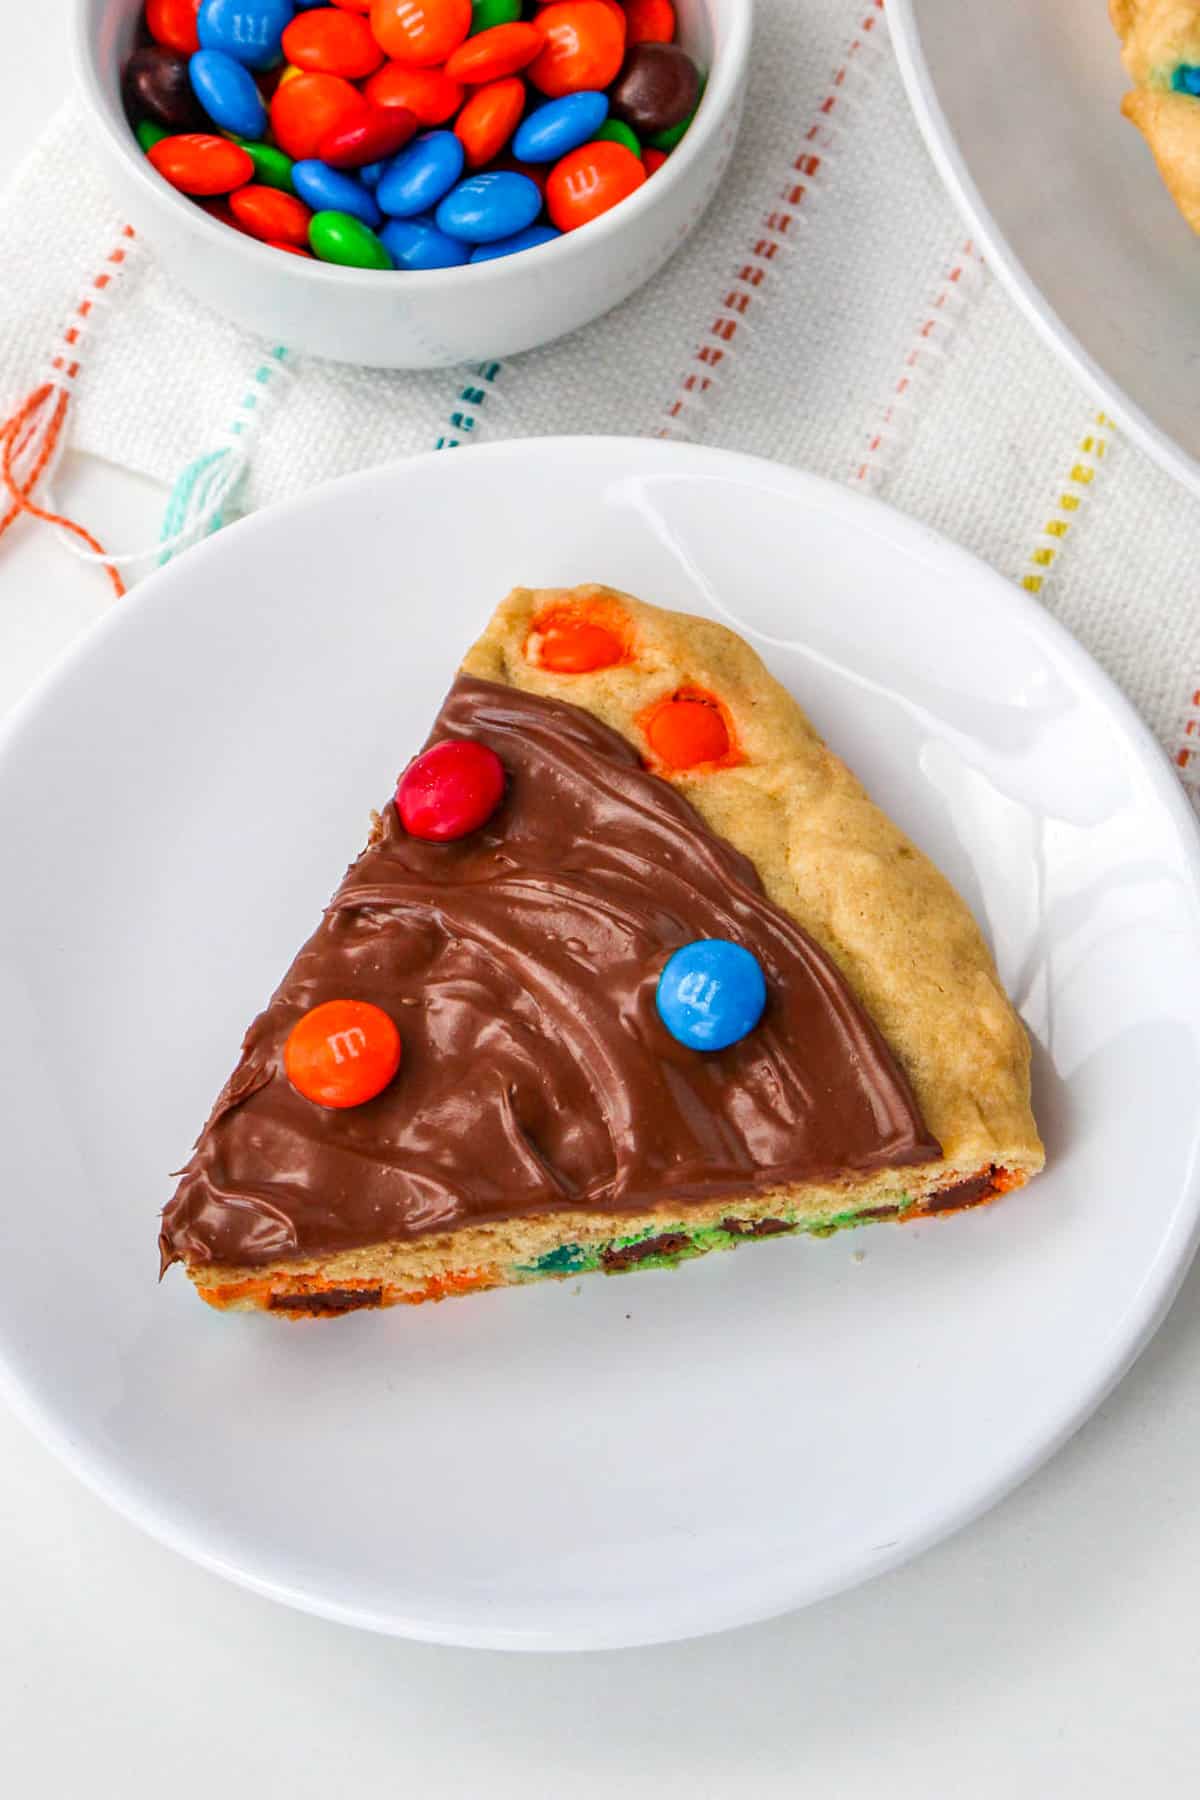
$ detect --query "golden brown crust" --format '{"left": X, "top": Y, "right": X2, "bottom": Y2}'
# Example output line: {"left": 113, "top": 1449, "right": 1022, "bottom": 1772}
{"left": 1111, "top": 0, "right": 1200, "bottom": 231}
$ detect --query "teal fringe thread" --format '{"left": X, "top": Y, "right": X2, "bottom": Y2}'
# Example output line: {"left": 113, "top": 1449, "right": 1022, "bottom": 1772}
{"left": 157, "top": 346, "right": 291, "bottom": 567}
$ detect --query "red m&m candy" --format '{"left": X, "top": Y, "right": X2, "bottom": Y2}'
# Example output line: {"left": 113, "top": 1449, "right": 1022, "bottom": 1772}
{"left": 625, "top": 0, "right": 676, "bottom": 46}
{"left": 365, "top": 61, "right": 464, "bottom": 123}
{"left": 318, "top": 101, "right": 420, "bottom": 167}
{"left": 285, "top": 999, "right": 402, "bottom": 1109}
{"left": 396, "top": 737, "right": 505, "bottom": 840}
{"left": 228, "top": 183, "right": 313, "bottom": 245}
{"left": 144, "top": 0, "right": 201, "bottom": 54}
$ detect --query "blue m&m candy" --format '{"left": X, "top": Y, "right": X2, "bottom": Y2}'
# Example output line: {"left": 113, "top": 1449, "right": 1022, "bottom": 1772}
{"left": 656, "top": 940, "right": 767, "bottom": 1052}
{"left": 436, "top": 171, "right": 541, "bottom": 244}
{"left": 380, "top": 216, "right": 470, "bottom": 270}
{"left": 512, "top": 91, "right": 609, "bottom": 164}
{"left": 188, "top": 49, "right": 266, "bottom": 140}
{"left": 292, "top": 159, "right": 381, "bottom": 227}
{"left": 197, "top": 0, "right": 293, "bottom": 71}
{"left": 376, "top": 132, "right": 465, "bottom": 219}
{"left": 469, "top": 223, "right": 561, "bottom": 262}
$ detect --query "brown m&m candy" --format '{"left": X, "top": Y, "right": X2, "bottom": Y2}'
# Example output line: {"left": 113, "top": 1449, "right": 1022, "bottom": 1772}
{"left": 608, "top": 42, "right": 701, "bottom": 140}
{"left": 121, "top": 45, "right": 207, "bottom": 132}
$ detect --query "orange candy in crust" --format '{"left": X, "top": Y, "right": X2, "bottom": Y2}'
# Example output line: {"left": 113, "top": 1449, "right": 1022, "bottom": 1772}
{"left": 526, "top": 599, "right": 632, "bottom": 672}
{"left": 639, "top": 686, "right": 744, "bottom": 773}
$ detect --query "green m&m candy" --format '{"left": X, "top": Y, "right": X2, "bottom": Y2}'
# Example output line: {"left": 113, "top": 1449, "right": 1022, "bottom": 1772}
{"left": 309, "top": 211, "right": 394, "bottom": 270}
{"left": 230, "top": 138, "right": 296, "bottom": 194}
{"left": 471, "top": 0, "right": 521, "bottom": 29}
{"left": 648, "top": 106, "right": 698, "bottom": 153}
{"left": 594, "top": 119, "right": 641, "bottom": 156}
{"left": 135, "top": 119, "right": 169, "bottom": 153}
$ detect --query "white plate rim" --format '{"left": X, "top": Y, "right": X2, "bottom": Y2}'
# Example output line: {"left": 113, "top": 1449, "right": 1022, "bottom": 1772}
{"left": 887, "top": 0, "right": 1200, "bottom": 501}
{"left": 1, "top": 435, "right": 1199, "bottom": 1650}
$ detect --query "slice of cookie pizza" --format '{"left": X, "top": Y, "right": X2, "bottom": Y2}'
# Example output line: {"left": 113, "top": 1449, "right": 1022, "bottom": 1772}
{"left": 160, "top": 585, "right": 1044, "bottom": 1316}
{"left": 1111, "top": 0, "right": 1200, "bottom": 231}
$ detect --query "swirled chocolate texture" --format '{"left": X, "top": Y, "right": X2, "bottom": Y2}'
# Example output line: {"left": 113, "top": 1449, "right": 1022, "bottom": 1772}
{"left": 160, "top": 677, "right": 941, "bottom": 1271}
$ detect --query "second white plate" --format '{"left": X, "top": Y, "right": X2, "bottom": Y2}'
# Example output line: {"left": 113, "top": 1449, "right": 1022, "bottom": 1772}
{"left": 0, "top": 437, "right": 1198, "bottom": 1650}
{"left": 889, "top": 0, "right": 1200, "bottom": 496}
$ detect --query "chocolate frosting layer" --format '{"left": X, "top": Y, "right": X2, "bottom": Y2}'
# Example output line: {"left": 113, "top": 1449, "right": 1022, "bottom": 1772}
{"left": 161, "top": 677, "right": 940, "bottom": 1270}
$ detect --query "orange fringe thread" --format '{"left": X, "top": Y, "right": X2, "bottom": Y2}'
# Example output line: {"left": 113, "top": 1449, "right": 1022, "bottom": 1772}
{"left": 0, "top": 226, "right": 137, "bottom": 600}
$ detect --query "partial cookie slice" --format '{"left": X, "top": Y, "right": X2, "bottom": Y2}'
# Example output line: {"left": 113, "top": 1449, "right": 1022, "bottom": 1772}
{"left": 161, "top": 585, "right": 1043, "bottom": 1315}
{"left": 1111, "top": 0, "right": 1200, "bottom": 232}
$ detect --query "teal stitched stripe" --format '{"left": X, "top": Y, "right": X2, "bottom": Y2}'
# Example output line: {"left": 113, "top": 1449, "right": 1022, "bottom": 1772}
{"left": 435, "top": 359, "right": 503, "bottom": 450}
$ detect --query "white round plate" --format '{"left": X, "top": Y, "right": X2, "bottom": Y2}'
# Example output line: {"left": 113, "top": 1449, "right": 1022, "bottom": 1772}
{"left": 889, "top": 0, "right": 1200, "bottom": 497}
{"left": 1, "top": 438, "right": 1198, "bottom": 1652}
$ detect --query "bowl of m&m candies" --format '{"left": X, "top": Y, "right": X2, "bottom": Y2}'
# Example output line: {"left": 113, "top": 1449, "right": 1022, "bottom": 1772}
{"left": 75, "top": 0, "right": 751, "bottom": 366}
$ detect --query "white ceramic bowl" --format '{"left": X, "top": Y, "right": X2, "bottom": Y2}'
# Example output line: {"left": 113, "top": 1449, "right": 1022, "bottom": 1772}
{"left": 889, "top": 0, "right": 1200, "bottom": 497}
{"left": 73, "top": 0, "right": 750, "bottom": 370}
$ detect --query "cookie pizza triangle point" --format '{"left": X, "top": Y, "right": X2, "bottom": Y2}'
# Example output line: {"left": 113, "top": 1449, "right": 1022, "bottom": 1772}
{"left": 160, "top": 583, "right": 1044, "bottom": 1316}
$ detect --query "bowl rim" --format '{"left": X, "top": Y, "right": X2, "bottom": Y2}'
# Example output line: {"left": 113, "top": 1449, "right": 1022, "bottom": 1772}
{"left": 72, "top": 0, "right": 754, "bottom": 293}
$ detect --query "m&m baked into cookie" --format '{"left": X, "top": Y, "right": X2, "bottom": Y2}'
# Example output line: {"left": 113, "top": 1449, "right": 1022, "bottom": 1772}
{"left": 159, "top": 586, "right": 1044, "bottom": 1317}
{"left": 1111, "top": 0, "right": 1200, "bottom": 232}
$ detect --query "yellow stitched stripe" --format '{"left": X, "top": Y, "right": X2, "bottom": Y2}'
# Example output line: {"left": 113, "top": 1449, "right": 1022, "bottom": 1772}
{"left": 1020, "top": 413, "right": 1114, "bottom": 595}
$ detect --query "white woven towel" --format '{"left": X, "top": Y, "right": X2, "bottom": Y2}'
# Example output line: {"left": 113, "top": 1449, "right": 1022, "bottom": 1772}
{"left": 1, "top": 0, "right": 1197, "bottom": 775}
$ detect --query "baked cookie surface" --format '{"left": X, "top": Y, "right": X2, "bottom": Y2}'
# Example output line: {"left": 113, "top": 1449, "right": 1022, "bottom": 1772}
{"left": 1111, "top": 0, "right": 1200, "bottom": 231}
{"left": 161, "top": 585, "right": 1044, "bottom": 1316}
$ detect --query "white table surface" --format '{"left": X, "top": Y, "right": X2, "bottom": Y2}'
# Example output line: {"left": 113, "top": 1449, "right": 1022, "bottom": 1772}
{"left": 4, "top": 8, "right": 1200, "bottom": 1795}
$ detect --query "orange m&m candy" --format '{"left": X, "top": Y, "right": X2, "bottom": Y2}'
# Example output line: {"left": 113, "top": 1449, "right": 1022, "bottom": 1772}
{"left": 228, "top": 184, "right": 313, "bottom": 246}
{"left": 533, "top": 615, "right": 625, "bottom": 672}
{"left": 281, "top": 8, "right": 385, "bottom": 79}
{"left": 527, "top": 597, "right": 631, "bottom": 669}
{"left": 285, "top": 1000, "right": 402, "bottom": 1109}
{"left": 147, "top": 134, "right": 254, "bottom": 196}
{"left": 529, "top": 1, "right": 626, "bottom": 98}
{"left": 270, "top": 71, "right": 371, "bottom": 159}
{"left": 370, "top": 0, "right": 472, "bottom": 66}
{"left": 365, "top": 61, "right": 465, "bottom": 124}
{"left": 546, "top": 138, "right": 646, "bottom": 230}
{"left": 445, "top": 21, "right": 541, "bottom": 84}
{"left": 455, "top": 77, "right": 526, "bottom": 168}
{"left": 642, "top": 689, "right": 735, "bottom": 771}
